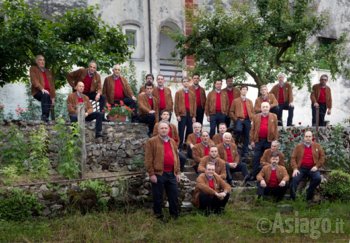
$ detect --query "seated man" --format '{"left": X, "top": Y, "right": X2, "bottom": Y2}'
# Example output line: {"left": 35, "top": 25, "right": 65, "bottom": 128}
{"left": 67, "top": 82, "right": 104, "bottom": 138}
{"left": 192, "top": 163, "right": 231, "bottom": 214}
{"left": 260, "top": 140, "right": 285, "bottom": 166}
{"left": 186, "top": 122, "right": 202, "bottom": 158}
{"left": 192, "top": 131, "right": 215, "bottom": 172}
{"left": 254, "top": 85, "right": 278, "bottom": 115}
{"left": 256, "top": 152, "right": 289, "bottom": 201}
{"left": 198, "top": 146, "right": 226, "bottom": 180}
{"left": 212, "top": 123, "right": 234, "bottom": 145}
{"left": 217, "top": 132, "right": 249, "bottom": 185}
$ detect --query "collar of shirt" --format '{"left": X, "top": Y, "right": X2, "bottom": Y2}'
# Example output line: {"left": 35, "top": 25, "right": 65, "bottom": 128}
{"left": 262, "top": 95, "right": 268, "bottom": 101}
{"left": 195, "top": 132, "right": 201, "bottom": 137}
{"left": 183, "top": 88, "right": 189, "bottom": 93}
{"left": 113, "top": 75, "right": 120, "bottom": 80}
{"left": 158, "top": 86, "right": 164, "bottom": 90}
{"left": 160, "top": 135, "right": 170, "bottom": 143}
{"left": 224, "top": 143, "right": 230, "bottom": 149}
{"left": 194, "top": 84, "right": 199, "bottom": 89}
{"left": 209, "top": 157, "right": 217, "bottom": 164}
{"left": 88, "top": 71, "right": 94, "bottom": 78}
{"left": 77, "top": 92, "right": 83, "bottom": 98}
{"left": 39, "top": 67, "right": 46, "bottom": 72}
{"left": 279, "top": 82, "right": 284, "bottom": 88}
{"left": 226, "top": 87, "right": 233, "bottom": 91}
{"left": 261, "top": 112, "right": 269, "bottom": 117}
{"left": 201, "top": 141, "right": 209, "bottom": 147}
{"left": 147, "top": 94, "right": 153, "bottom": 99}
{"left": 271, "top": 165, "right": 277, "bottom": 170}
{"left": 304, "top": 142, "right": 312, "bottom": 148}
{"left": 206, "top": 174, "right": 214, "bottom": 180}
{"left": 241, "top": 96, "right": 246, "bottom": 101}
{"left": 215, "top": 89, "right": 221, "bottom": 93}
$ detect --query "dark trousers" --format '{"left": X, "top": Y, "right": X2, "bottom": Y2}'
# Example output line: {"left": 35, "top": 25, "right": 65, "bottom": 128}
{"left": 84, "top": 92, "right": 106, "bottom": 112}
{"left": 225, "top": 116, "right": 232, "bottom": 130}
{"left": 252, "top": 139, "right": 271, "bottom": 178}
{"left": 199, "top": 192, "right": 230, "bottom": 214}
{"left": 234, "top": 118, "right": 251, "bottom": 157}
{"left": 196, "top": 106, "right": 205, "bottom": 125}
{"left": 277, "top": 102, "right": 294, "bottom": 126}
{"left": 209, "top": 113, "right": 227, "bottom": 138}
{"left": 312, "top": 103, "right": 327, "bottom": 126}
{"left": 34, "top": 92, "right": 52, "bottom": 119}
{"left": 178, "top": 112, "right": 193, "bottom": 148}
{"left": 290, "top": 167, "right": 321, "bottom": 200}
{"left": 179, "top": 152, "right": 187, "bottom": 172}
{"left": 69, "top": 112, "right": 103, "bottom": 135}
{"left": 226, "top": 162, "right": 249, "bottom": 184}
{"left": 257, "top": 184, "right": 287, "bottom": 201}
{"left": 139, "top": 114, "right": 156, "bottom": 136}
{"left": 151, "top": 172, "right": 179, "bottom": 217}
{"left": 270, "top": 106, "right": 279, "bottom": 117}
{"left": 187, "top": 146, "right": 193, "bottom": 159}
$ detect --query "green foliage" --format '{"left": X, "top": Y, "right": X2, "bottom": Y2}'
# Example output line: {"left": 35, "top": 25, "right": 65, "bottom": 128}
{"left": 122, "top": 61, "right": 138, "bottom": 96}
{"left": 0, "top": 0, "right": 131, "bottom": 88}
{"left": 0, "top": 188, "right": 43, "bottom": 221}
{"left": 176, "top": 0, "right": 350, "bottom": 89}
{"left": 0, "top": 165, "right": 20, "bottom": 185}
{"left": 53, "top": 118, "right": 81, "bottom": 179}
{"left": 0, "top": 104, "right": 4, "bottom": 121}
{"left": 321, "top": 170, "right": 350, "bottom": 201}
{"left": 80, "top": 180, "right": 110, "bottom": 198}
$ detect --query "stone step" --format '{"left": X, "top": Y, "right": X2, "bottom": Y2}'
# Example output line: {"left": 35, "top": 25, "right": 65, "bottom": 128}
{"left": 183, "top": 171, "right": 198, "bottom": 181}
{"left": 183, "top": 165, "right": 194, "bottom": 173}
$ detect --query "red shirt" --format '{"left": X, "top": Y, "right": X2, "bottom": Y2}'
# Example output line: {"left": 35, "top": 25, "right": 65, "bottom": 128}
{"left": 226, "top": 89, "right": 234, "bottom": 108}
{"left": 204, "top": 146, "right": 210, "bottom": 156}
{"left": 318, "top": 87, "right": 326, "bottom": 104}
{"left": 215, "top": 92, "right": 221, "bottom": 112}
{"left": 77, "top": 97, "right": 84, "bottom": 103}
{"left": 148, "top": 97, "right": 153, "bottom": 109}
{"left": 195, "top": 88, "right": 202, "bottom": 108}
{"left": 208, "top": 178, "right": 215, "bottom": 189}
{"left": 158, "top": 89, "right": 166, "bottom": 110}
{"left": 268, "top": 169, "right": 278, "bottom": 188}
{"left": 196, "top": 136, "right": 201, "bottom": 144}
{"left": 278, "top": 87, "right": 285, "bottom": 104}
{"left": 42, "top": 72, "right": 50, "bottom": 93}
{"left": 242, "top": 100, "right": 248, "bottom": 118}
{"left": 184, "top": 92, "right": 190, "bottom": 111}
{"left": 301, "top": 146, "right": 314, "bottom": 168}
{"left": 114, "top": 77, "right": 124, "bottom": 100}
{"left": 225, "top": 146, "right": 233, "bottom": 163}
{"left": 163, "top": 141, "right": 175, "bottom": 172}
{"left": 83, "top": 74, "right": 93, "bottom": 94}
{"left": 258, "top": 115, "right": 269, "bottom": 139}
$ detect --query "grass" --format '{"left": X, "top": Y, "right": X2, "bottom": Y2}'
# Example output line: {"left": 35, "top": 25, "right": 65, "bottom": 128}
{"left": 0, "top": 199, "right": 349, "bottom": 242}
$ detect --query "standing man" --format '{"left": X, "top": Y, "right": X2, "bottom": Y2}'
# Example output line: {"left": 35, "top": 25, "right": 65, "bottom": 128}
{"left": 145, "top": 121, "right": 180, "bottom": 219}
{"left": 205, "top": 79, "right": 229, "bottom": 138}
{"left": 138, "top": 82, "right": 158, "bottom": 136}
{"left": 175, "top": 77, "right": 196, "bottom": 148}
{"left": 67, "top": 82, "right": 104, "bottom": 138}
{"left": 189, "top": 73, "right": 206, "bottom": 124}
{"left": 254, "top": 85, "right": 278, "bottom": 115}
{"left": 222, "top": 75, "right": 240, "bottom": 128}
{"left": 260, "top": 140, "right": 285, "bottom": 167}
{"left": 229, "top": 85, "right": 254, "bottom": 158}
{"left": 66, "top": 60, "right": 105, "bottom": 112}
{"left": 310, "top": 74, "right": 332, "bottom": 126}
{"left": 139, "top": 73, "right": 154, "bottom": 94}
{"left": 153, "top": 74, "right": 173, "bottom": 120}
{"left": 270, "top": 73, "right": 294, "bottom": 126}
{"left": 250, "top": 102, "right": 279, "bottom": 179}
{"left": 29, "top": 55, "right": 56, "bottom": 122}
{"left": 290, "top": 131, "right": 325, "bottom": 201}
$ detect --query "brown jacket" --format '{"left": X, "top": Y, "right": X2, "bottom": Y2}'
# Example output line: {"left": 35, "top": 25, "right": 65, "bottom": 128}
{"left": 260, "top": 149, "right": 285, "bottom": 166}
{"left": 29, "top": 65, "right": 56, "bottom": 98}
{"left": 192, "top": 173, "right": 231, "bottom": 208}
{"left": 250, "top": 113, "right": 279, "bottom": 143}
{"left": 144, "top": 136, "right": 180, "bottom": 176}
{"left": 66, "top": 68, "right": 102, "bottom": 93}
{"left": 186, "top": 133, "right": 201, "bottom": 146}
{"left": 205, "top": 90, "right": 230, "bottom": 116}
{"left": 67, "top": 92, "right": 93, "bottom": 115}
{"left": 137, "top": 93, "right": 159, "bottom": 120}
{"left": 217, "top": 142, "right": 240, "bottom": 164}
{"left": 229, "top": 97, "right": 254, "bottom": 121}
{"left": 256, "top": 165, "right": 289, "bottom": 184}
{"left": 310, "top": 84, "right": 332, "bottom": 109}
{"left": 291, "top": 143, "right": 325, "bottom": 170}
{"left": 270, "top": 82, "right": 293, "bottom": 104}
{"left": 222, "top": 87, "right": 240, "bottom": 108}
{"left": 174, "top": 89, "right": 196, "bottom": 117}
{"left": 254, "top": 94, "right": 278, "bottom": 113}
{"left": 152, "top": 123, "right": 179, "bottom": 146}
{"left": 192, "top": 141, "right": 215, "bottom": 164}
{"left": 102, "top": 75, "right": 134, "bottom": 104}
{"left": 198, "top": 156, "right": 227, "bottom": 180}
{"left": 189, "top": 85, "right": 206, "bottom": 108}
{"left": 153, "top": 87, "right": 173, "bottom": 112}
{"left": 212, "top": 133, "right": 235, "bottom": 145}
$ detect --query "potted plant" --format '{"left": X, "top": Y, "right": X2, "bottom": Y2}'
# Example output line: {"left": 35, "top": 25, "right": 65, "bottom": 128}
{"left": 105, "top": 103, "right": 133, "bottom": 122}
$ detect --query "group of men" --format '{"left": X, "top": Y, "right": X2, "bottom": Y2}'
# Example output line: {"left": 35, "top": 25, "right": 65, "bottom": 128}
{"left": 29, "top": 55, "right": 330, "bottom": 218}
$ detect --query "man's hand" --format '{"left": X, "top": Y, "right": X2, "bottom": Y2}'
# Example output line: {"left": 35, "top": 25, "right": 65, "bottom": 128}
{"left": 311, "top": 166, "right": 318, "bottom": 172}
{"left": 51, "top": 98, "right": 55, "bottom": 105}
{"left": 85, "top": 112, "right": 89, "bottom": 117}
{"left": 42, "top": 89, "right": 50, "bottom": 94}
{"left": 327, "top": 109, "right": 331, "bottom": 115}
{"left": 260, "top": 180, "right": 267, "bottom": 188}
{"left": 132, "top": 95, "right": 137, "bottom": 101}
{"left": 292, "top": 169, "right": 300, "bottom": 177}
{"left": 207, "top": 116, "right": 210, "bottom": 122}
{"left": 289, "top": 102, "right": 294, "bottom": 107}
{"left": 314, "top": 102, "right": 319, "bottom": 108}
{"left": 150, "top": 175, "right": 157, "bottom": 183}
{"left": 149, "top": 110, "right": 155, "bottom": 114}
{"left": 229, "top": 163, "right": 237, "bottom": 169}
{"left": 176, "top": 174, "right": 181, "bottom": 183}
{"left": 279, "top": 180, "right": 286, "bottom": 187}
{"left": 177, "top": 116, "right": 181, "bottom": 122}
{"left": 251, "top": 142, "right": 255, "bottom": 148}
{"left": 190, "top": 144, "right": 194, "bottom": 149}
{"left": 95, "top": 93, "right": 101, "bottom": 101}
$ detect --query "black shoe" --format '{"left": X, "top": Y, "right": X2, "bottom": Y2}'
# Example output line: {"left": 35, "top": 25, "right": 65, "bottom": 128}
{"left": 95, "top": 132, "right": 104, "bottom": 138}
{"left": 41, "top": 115, "right": 48, "bottom": 122}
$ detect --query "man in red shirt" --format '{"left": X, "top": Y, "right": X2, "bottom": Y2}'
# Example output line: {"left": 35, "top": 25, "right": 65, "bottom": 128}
{"left": 153, "top": 74, "right": 173, "bottom": 121}
{"left": 310, "top": 74, "right": 332, "bottom": 126}
{"left": 189, "top": 73, "right": 206, "bottom": 124}
{"left": 138, "top": 82, "right": 158, "bottom": 136}
{"left": 223, "top": 75, "right": 240, "bottom": 128}
{"left": 290, "top": 131, "right": 325, "bottom": 201}
{"left": 256, "top": 152, "right": 289, "bottom": 201}
{"left": 29, "top": 55, "right": 56, "bottom": 122}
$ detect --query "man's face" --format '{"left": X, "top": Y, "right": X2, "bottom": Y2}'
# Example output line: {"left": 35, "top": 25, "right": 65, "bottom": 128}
{"left": 214, "top": 80, "right": 222, "bottom": 90}
{"left": 304, "top": 131, "right": 313, "bottom": 143}
{"left": 182, "top": 79, "right": 190, "bottom": 88}
{"left": 261, "top": 102, "right": 270, "bottom": 113}
{"left": 320, "top": 76, "right": 328, "bottom": 86}
{"left": 226, "top": 78, "right": 233, "bottom": 88}
{"left": 145, "top": 86, "right": 153, "bottom": 96}
{"left": 278, "top": 76, "right": 284, "bottom": 83}
{"left": 210, "top": 147, "right": 218, "bottom": 158}
{"left": 76, "top": 82, "right": 85, "bottom": 93}
{"left": 36, "top": 56, "right": 45, "bottom": 68}
{"left": 271, "top": 143, "right": 279, "bottom": 152}
{"left": 270, "top": 156, "right": 279, "bottom": 166}
{"left": 146, "top": 75, "right": 153, "bottom": 82}
{"left": 158, "top": 123, "right": 169, "bottom": 136}
{"left": 223, "top": 135, "right": 231, "bottom": 144}
{"left": 160, "top": 112, "right": 170, "bottom": 121}
{"left": 202, "top": 132, "right": 209, "bottom": 142}
{"left": 193, "top": 124, "right": 202, "bottom": 133}
{"left": 192, "top": 75, "right": 200, "bottom": 85}
{"left": 240, "top": 87, "right": 248, "bottom": 96}
{"left": 157, "top": 75, "right": 165, "bottom": 86}
{"left": 260, "top": 87, "right": 268, "bottom": 96}
{"left": 113, "top": 65, "right": 121, "bottom": 76}
{"left": 88, "top": 63, "right": 97, "bottom": 74}
{"left": 219, "top": 125, "right": 227, "bottom": 134}
{"left": 205, "top": 164, "right": 215, "bottom": 177}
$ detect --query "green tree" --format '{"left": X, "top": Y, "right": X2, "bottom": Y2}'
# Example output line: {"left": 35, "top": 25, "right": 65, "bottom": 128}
{"left": 0, "top": 0, "right": 131, "bottom": 88}
{"left": 176, "top": 0, "right": 350, "bottom": 89}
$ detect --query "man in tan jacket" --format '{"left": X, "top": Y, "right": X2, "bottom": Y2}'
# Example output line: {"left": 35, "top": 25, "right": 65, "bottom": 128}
{"left": 192, "top": 131, "right": 215, "bottom": 172}
{"left": 260, "top": 140, "right": 285, "bottom": 166}
{"left": 223, "top": 75, "right": 240, "bottom": 128}
{"left": 67, "top": 82, "right": 104, "bottom": 138}
{"left": 189, "top": 73, "right": 206, "bottom": 124}
{"left": 145, "top": 121, "right": 180, "bottom": 219}
{"left": 254, "top": 85, "right": 278, "bottom": 115}
{"left": 186, "top": 122, "right": 202, "bottom": 159}
{"left": 192, "top": 163, "right": 231, "bottom": 214}
{"left": 153, "top": 74, "right": 173, "bottom": 120}
{"left": 198, "top": 146, "right": 227, "bottom": 180}
{"left": 256, "top": 152, "right": 289, "bottom": 201}
{"left": 290, "top": 131, "right": 325, "bottom": 201}
{"left": 29, "top": 55, "right": 56, "bottom": 122}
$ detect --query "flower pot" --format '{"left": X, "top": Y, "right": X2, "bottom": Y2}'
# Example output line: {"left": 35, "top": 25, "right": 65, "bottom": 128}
{"left": 107, "top": 114, "right": 127, "bottom": 122}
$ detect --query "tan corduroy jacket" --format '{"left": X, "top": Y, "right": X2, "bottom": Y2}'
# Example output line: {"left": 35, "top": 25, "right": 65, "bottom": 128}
{"left": 67, "top": 92, "right": 93, "bottom": 115}
{"left": 186, "top": 133, "right": 201, "bottom": 146}
{"left": 144, "top": 136, "right": 180, "bottom": 176}
{"left": 217, "top": 142, "right": 240, "bottom": 164}
{"left": 229, "top": 97, "right": 254, "bottom": 121}
{"left": 205, "top": 90, "right": 230, "bottom": 116}
{"left": 192, "top": 141, "right": 215, "bottom": 164}
{"left": 189, "top": 85, "right": 206, "bottom": 108}
{"left": 254, "top": 94, "right": 278, "bottom": 113}
{"left": 250, "top": 113, "right": 279, "bottom": 143}
{"left": 137, "top": 93, "right": 159, "bottom": 120}
{"left": 222, "top": 87, "right": 240, "bottom": 108}
{"left": 198, "top": 156, "right": 227, "bottom": 180}
{"left": 212, "top": 133, "right": 235, "bottom": 145}
{"left": 291, "top": 143, "right": 325, "bottom": 170}
{"left": 29, "top": 65, "right": 56, "bottom": 98}
{"left": 270, "top": 82, "right": 293, "bottom": 104}
{"left": 256, "top": 165, "right": 289, "bottom": 184}
{"left": 66, "top": 68, "right": 102, "bottom": 93}
{"left": 260, "top": 149, "right": 285, "bottom": 166}
{"left": 153, "top": 87, "right": 174, "bottom": 112}
{"left": 174, "top": 89, "right": 196, "bottom": 117}
{"left": 152, "top": 123, "right": 179, "bottom": 146}
{"left": 102, "top": 75, "right": 134, "bottom": 104}
{"left": 310, "top": 84, "right": 332, "bottom": 109}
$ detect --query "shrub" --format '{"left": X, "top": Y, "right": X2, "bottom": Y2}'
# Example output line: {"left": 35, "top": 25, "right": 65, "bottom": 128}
{"left": 321, "top": 170, "right": 350, "bottom": 201}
